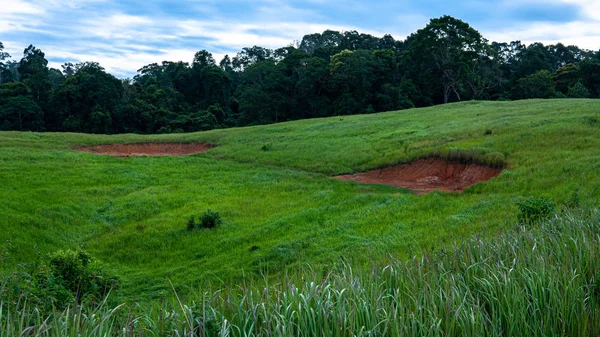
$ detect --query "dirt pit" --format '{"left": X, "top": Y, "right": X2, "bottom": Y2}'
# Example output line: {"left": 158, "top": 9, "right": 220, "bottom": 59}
{"left": 334, "top": 157, "right": 502, "bottom": 194}
{"left": 79, "top": 143, "right": 215, "bottom": 157}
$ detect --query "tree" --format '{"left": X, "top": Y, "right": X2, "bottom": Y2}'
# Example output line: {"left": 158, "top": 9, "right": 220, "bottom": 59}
{"left": 466, "top": 42, "right": 504, "bottom": 99}
{"left": 408, "top": 16, "right": 485, "bottom": 103}
{"left": 513, "top": 43, "right": 554, "bottom": 80}
{"left": 17, "top": 45, "right": 51, "bottom": 113}
{"left": 554, "top": 64, "right": 580, "bottom": 94}
{"left": 52, "top": 62, "right": 123, "bottom": 133}
{"left": 191, "top": 51, "right": 232, "bottom": 111}
{"left": 329, "top": 49, "right": 379, "bottom": 115}
{"left": 236, "top": 60, "right": 290, "bottom": 124}
{"left": 292, "top": 56, "right": 331, "bottom": 118}
{"left": 232, "top": 46, "right": 273, "bottom": 70}
{"left": 513, "top": 70, "right": 557, "bottom": 99}
{"left": 579, "top": 59, "right": 600, "bottom": 97}
{"left": 0, "top": 41, "right": 11, "bottom": 84}
{"left": 0, "top": 82, "right": 43, "bottom": 131}
{"left": 567, "top": 82, "right": 590, "bottom": 98}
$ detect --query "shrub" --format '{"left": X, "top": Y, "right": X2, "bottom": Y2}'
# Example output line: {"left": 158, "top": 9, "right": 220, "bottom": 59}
{"left": 516, "top": 197, "right": 556, "bottom": 225}
{"left": 187, "top": 216, "right": 196, "bottom": 231}
{"left": 187, "top": 210, "right": 222, "bottom": 230}
{"left": 200, "top": 210, "right": 222, "bottom": 229}
{"left": 3, "top": 249, "right": 118, "bottom": 311}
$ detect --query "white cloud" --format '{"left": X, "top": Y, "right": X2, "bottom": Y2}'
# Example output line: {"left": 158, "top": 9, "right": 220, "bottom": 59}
{"left": 559, "top": 0, "right": 600, "bottom": 20}
{"left": 485, "top": 20, "right": 600, "bottom": 50}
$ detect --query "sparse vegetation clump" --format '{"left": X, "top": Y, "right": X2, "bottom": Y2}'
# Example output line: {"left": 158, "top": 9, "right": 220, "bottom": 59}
{"left": 1, "top": 249, "right": 117, "bottom": 311}
{"left": 517, "top": 196, "right": 556, "bottom": 225}
{"left": 429, "top": 147, "right": 506, "bottom": 168}
{"left": 187, "top": 210, "right": 222, "bottom": 230}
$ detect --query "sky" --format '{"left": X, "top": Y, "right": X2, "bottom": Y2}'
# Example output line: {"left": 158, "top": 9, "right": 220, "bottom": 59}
{"left": 1, "top": 0, "right": 599, "bottom": 78}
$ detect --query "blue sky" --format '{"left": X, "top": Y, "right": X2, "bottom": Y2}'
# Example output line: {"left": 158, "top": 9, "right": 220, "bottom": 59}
{"left": 1, "top": 0, "right": 599, "bottom": 77}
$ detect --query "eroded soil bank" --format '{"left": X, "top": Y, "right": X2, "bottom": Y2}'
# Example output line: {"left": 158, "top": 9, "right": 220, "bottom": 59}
{"left": 334, "top": 157, "right": 502, "bottom": 194}
{"left": 79, "top": 143, "right": 215, "bottom": 157}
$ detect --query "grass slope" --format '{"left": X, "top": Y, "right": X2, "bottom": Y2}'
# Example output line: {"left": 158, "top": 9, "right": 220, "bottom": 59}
{"left": 3, "top": 209, "right": 600, "bottom": 336}
{"left": 1, "top": 99, "right": 599, "bottom": 299}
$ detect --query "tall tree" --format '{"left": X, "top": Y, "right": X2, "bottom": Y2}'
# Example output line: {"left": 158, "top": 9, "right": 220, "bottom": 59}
{"left": 17, "top": 45, "right": 51, "bottom": 110}
{"left": 0, "top": 42, "right": 11, "bottom": 84}
{"left": 0, "top": 82, "right": 43, "bottom": 131}
{"left": 407, "top": 16, "right": 485, "bottom": 103}
{"left": 466, "top": 41, "right": 504, "bottom": 99}
{"left": 52, "top": 62, "right": 123, "bottom": 133}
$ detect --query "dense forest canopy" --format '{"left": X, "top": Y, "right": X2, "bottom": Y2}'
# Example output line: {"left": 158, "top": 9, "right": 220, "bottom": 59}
{"left": 1, "top": 15, "right": 599, "bottom": 134}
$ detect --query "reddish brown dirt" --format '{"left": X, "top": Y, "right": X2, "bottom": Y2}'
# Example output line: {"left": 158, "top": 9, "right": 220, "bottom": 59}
{"left": 334, "top": 157, "right": 502, "bottom": 194}
{"left": 79, "top": 143, "right": 215, "bottom": 157}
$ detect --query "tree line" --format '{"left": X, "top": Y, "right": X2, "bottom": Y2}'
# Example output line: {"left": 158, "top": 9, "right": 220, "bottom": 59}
{"left": 1, "top": 15, "right": 599, "bottom": 134}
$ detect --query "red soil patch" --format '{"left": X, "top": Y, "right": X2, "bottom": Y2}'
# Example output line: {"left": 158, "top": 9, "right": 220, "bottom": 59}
{"left": 334, "top": 157, "right": 502, "bottom": 194}
{"left": 79, "top": 143, "right": 215, "bottom": 157}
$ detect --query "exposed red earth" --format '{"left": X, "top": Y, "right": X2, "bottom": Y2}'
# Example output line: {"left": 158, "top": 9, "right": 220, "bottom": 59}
{"left": 79, "top": 143, "right": 215, "bottom": 157}
{"left": 334, "top": 157, "right": 502, "bottom": 194}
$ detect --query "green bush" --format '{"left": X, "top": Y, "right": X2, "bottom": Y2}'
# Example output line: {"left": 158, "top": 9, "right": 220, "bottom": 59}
{"left": 200, "top": 210, "right": 222, "bottom": 229}
{"left": 187, "top": 216, "right": 196, "bottom": 231}
{"left": 516, "top": 197, "right": 556, "bottom": 225}
{"left": 2, "top": 249, "right": 118, "bottom": 311}
{"left": 187, "top": 210, "right": 222, "bottom": 230}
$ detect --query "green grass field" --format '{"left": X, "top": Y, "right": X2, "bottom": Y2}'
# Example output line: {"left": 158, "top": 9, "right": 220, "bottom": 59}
{"left": 1, "top": 99, "right": 599, "bottom": 300}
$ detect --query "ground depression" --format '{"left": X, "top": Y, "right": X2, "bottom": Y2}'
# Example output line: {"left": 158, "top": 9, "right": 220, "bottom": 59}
{"left": 79, "top": 143, "right": 215, "bottom": 157}
{"left": 334, "top": 157, "right": 502, "bottom": 194}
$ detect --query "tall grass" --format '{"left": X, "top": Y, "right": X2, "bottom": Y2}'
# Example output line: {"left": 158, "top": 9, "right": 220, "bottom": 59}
{"left": 3, "top": 208, "right": 599, "bottom": 336}
{"left": 426, "top": 147, "right": 507, "bottom": 168}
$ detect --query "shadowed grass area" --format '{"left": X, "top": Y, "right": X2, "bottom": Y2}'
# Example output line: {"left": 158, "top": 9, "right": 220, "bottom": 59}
{"left": 1, "top": 99, "right": 599, "bottom": 299}
{"left": 2, "top": 208, "right": 599, "bottom": 336}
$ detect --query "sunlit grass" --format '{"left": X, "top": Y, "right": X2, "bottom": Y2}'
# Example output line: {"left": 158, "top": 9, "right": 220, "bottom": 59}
{"left": 2, "top": 208, "right": 599, "bottom": 336}
{"left": 0, "top": 99, "right": 599, "bottom": 299}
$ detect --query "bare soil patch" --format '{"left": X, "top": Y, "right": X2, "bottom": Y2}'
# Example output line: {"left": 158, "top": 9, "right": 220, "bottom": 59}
{"left": 79, "top": 143, "right": 215, "bottom": 157}
{"left": 334, "top": 157, "right": 502, "bottom": 194}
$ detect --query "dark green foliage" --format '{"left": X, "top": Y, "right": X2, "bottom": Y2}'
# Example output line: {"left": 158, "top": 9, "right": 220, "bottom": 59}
{"left": 187, "top": 216, "right": 196, "bottom": 231}
{"left": 513, "top": 70, "right": 557, "bottom": 99}
{"left": 516, "top": 197, "right": 556, "bottom": 225}
{"left": 187, "top": 210, "right": 222, "bottom": 230}
{"left": 2, "top": 249, "right": 118, "bottom": 310}
{"left": 199, "top": 210, "right": 222, "bottom": 229}
{"left": 0, "top": 82, "right": 44, "bottom": 130}
{"left": 567, "top": 81, "right": 590, "bottom": 98}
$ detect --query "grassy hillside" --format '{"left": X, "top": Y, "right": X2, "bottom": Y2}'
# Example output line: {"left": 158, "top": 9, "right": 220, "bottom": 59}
{"left": 3, "top": 209, "right": 599, "bottom": 336}
{"left": 1, "top": 99, "right": 599, "bottom": 299}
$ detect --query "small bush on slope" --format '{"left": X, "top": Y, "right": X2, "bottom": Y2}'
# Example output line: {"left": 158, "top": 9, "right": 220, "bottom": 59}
{"left": 187, "top": 210, "right": 222, "bottom": 230}
{"left": 517, "top": 196, "right": 556, "bottom": 225}
{"left": 1, "top": 249, "right": 118, "bottom": 311}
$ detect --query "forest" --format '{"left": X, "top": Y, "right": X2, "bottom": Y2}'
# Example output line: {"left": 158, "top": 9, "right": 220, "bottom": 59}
{"left": 1, "top": 15, "right": 599, "bottom": 134}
